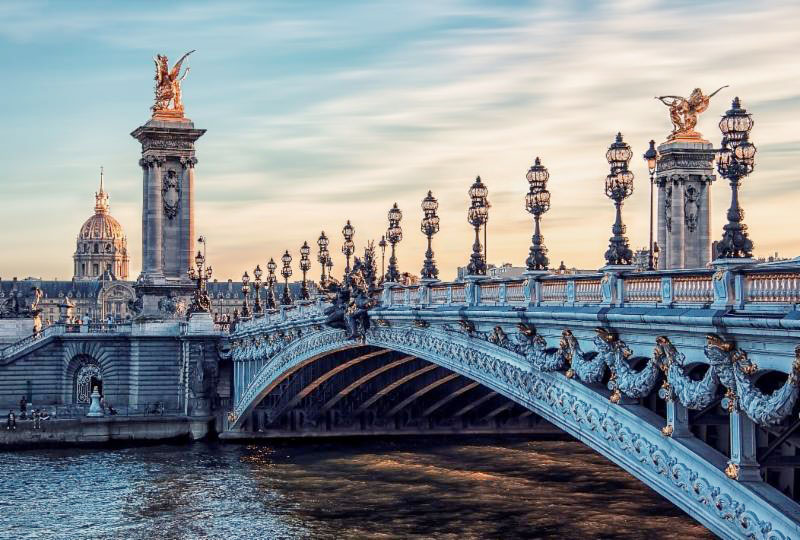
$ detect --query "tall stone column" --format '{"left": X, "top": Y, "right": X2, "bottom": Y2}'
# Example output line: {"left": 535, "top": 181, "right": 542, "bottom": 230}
{"left": 699, "top": 176, "right": 713, "bottom": 267}
{"left": 139, "top": 159, "right": 150, "bottom": 276}
{"left": 151, "top": 156, "right": 165, "bottom": 280}
{"left": 669, "top": 176, "right": 685, "bottom": 269}
{"left": 656, "top": 180, "right": 667, "bottom": 269}
{"left": 180, "top": 157, "right": 198, "bottom": 280}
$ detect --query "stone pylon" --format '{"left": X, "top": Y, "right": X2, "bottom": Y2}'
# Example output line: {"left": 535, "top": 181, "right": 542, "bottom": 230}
{"left": 131, "top": 116, "right": 205, "bottom": 314}
{"left": 656, "top": 140, "right": 716, "bottom": 269}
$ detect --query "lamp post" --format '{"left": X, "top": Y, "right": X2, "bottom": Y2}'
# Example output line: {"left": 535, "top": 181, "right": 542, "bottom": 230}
{"left": 643, "top": 140, "right": 659, "bottom": 270}
{"left": 317, "top": 232, "right": 329, "bottom": 284}
{"left": 466, "top": 176, "right": 489, "bottom": 276}
{"left": 266, "top": 258, "right": 277, "bottom": 310}
{"left": 378, "top": 235, "right": 387, "bottom": 281}
{"left": 187, "top": 249, "right": 212, "bottom": 313}
{"left": 300, "top": 241, "right": 311, "bottom": 300}
{"left": 342, "top": 220, "right": 355, "bottom": 277}
{"left": 420, "top": 191, "right": 440, "bottom": 280}
{"left": 326, "top": 257, "right": 333, "bottom": 282}
{"left": 716, "top": 97, "right": 756, "bottom": 259}
{"left": 240, "top": 271, "right": 251, "bottom": 318}
{"left": 385, "top": 203, "right": 403, "bottom": 282}
{"left": 603, "top": 133, "right": 635, "bottom": 266}
{"left": 525, "top": 158, "right": 551, "bottom": 271}
{"left": 280, "top": 250, "right": 293, "bottom": 305}
{"left": 252, "top": 264, "right": 263, "bottom": 314}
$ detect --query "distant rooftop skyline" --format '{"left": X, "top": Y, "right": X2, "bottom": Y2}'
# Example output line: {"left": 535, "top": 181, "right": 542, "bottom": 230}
{"left": 1, "top": 0, "right": 798, "bottom": 280}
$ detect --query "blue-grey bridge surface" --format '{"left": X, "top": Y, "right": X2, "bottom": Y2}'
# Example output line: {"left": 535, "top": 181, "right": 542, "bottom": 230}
{"left": 227, "top": 263, "right": 800, "bottom": 540}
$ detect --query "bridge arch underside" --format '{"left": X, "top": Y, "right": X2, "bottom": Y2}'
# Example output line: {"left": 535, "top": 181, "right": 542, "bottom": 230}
{"left": 234, "top": 344, "right": 553, "bottom": 437}
{"left": 232, "top": 328, "right": 800, "bottom": 539}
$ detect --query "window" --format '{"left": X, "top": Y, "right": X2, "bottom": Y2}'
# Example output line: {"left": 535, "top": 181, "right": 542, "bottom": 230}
{"left": 81, "top": 263, "right": 86, "bottom": 275}
{"left": 92, "top": 264, "right": 99, "bottom": 275}
{"left": 93, "top": 244, "right": 99, "bottom": 254}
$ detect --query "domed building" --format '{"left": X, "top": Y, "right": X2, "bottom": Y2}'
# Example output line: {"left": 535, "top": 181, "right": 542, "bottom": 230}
{"left": 73, "top": 171, "right": 129, "bottom": 280}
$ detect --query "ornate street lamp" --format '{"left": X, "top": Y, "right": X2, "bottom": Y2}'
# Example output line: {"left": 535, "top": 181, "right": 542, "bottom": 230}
{"left": 716, "top": 97, "right": 756, "bottom": 259}
{"left": 467, "top": 176, "right": 489, "bottom": 275}
{"left": 240, "top": 271, "right": 251, "bottom": 318}
{"left": 317, "top": 231, "right": 329, "bottom": 284}
{"left": 326, "top": 256, "right": 333, "bottom": 282}
{"left": 342, "top": 220, "right": 355, "bottom": 276}
{"left": 643, "top": 140, "right": 659, "bottom": 270}
{"left": 187, "top": 249, "right": 212, "bottom": 313}
{"left": 266, "top": 257, "right": 278, "bottom": 310}
{"left": 280, "top": 250, "right": 293, "bottom": 305}
{"left": 603, "top": 133, "right": 635, "bottom": 266}
{"left": 378, "top": 235, "right": 387, "bottom": 281}
{"left": 420, "top": 191, "right": 440, "bottom": 280}
{"left": 385, "top": 203, "right": 403, "bottom": 282}
{"left": 300, "top": 241, "right": 311, "bottom": 300}
{"left": 252, "top": 264, "right": 263, "bottom": 314}
{"left": 524, "top": 158, "right": 551, "bottom": 271}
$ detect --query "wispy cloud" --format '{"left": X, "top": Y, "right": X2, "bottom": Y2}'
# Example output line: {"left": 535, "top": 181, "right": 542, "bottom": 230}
{"left": 0, "top": 0, "right": 798, "bottom": 280}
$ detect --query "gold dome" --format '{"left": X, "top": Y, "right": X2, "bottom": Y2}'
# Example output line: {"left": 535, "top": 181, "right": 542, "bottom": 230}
{"left": 77, "top": 170, "right": 125, "bottom": 242}
{"left": 78, "top": 212, "right": 125, "bottom": 241}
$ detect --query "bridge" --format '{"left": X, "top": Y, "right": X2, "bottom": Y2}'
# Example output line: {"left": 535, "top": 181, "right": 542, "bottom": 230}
{"left": 229, "top": 263, "right": 800, "bottom": 539}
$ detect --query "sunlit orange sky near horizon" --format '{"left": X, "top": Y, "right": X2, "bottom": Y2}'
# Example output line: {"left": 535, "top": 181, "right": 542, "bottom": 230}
{"left": 0, "top": 0, "right": 798, "bottom": 282}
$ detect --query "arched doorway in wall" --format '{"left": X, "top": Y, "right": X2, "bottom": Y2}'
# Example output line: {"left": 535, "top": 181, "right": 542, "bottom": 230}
{"left": 74, "top": 359, "right": 103, "bottom": 403}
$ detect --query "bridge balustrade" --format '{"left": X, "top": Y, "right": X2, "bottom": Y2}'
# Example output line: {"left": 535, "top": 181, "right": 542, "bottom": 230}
{"left": 378, "top": 261, "right": 800, "bottom": 312}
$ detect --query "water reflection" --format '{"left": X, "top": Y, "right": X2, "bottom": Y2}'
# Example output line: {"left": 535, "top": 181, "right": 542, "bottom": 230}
{"left": 0, "top": 437, "right": 712, "bottom": 539}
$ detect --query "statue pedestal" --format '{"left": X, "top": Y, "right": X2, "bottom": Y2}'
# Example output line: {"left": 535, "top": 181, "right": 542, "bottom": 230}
{"left": 187, "top": 311, "right": 215, "bottom": 334}
{"left": 86, "top": 388, "right": 104, "bottom": 417}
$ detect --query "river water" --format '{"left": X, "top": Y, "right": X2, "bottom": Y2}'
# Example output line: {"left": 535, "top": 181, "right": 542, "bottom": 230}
{"left": 0, "top": 437, "right": 712, "bottom": 540}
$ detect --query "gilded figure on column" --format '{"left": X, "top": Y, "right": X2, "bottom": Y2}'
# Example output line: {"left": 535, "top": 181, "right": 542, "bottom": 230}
{"left": 152, "top": 50, "right": 195, "bottom": 118}
{"left": 655, "top": 86, "right": 727, "bottom": 141}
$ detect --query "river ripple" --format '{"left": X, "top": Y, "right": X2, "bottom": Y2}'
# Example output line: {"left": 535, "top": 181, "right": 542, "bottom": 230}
{"left": 0, "top": 437, "right": 713, "bottom": 540}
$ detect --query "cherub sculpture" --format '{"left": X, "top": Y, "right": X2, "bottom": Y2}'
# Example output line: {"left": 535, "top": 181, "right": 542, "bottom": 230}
{"left": 655, "top": 86, "right": 727, "bottom": 141}
{"left": 152, "top": 50, "right": 195, "bottom": 116}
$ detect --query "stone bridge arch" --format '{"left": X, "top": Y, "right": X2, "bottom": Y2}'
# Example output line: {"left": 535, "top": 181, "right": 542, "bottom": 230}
{"left": 232, "top": 325, "right": 800, "bottom": 539}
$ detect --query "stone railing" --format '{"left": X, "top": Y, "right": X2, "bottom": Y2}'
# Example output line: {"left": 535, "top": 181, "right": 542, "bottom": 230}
{"left": 234, "top": 300, "right": 327, "bottom": 333}
{"left": 744, "top": 271, "right": 800, "bottom": 304}
{"left": 623, "top": 276, "right": 661, "bottom": 303}
{"left": 378, "top": 260, "right": 800, "bottom": 312}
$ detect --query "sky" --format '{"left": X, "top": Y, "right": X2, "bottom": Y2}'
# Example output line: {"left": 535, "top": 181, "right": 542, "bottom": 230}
{"left": 0, "top": 0, "right": 798, "bottom": 282}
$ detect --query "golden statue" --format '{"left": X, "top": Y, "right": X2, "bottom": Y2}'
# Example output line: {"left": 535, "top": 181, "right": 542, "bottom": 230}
{"left": 655, "top": 86, "right": 728, "bottom": 141}
{"left": 152, "top": 50, "right": 195, "bottom": 119}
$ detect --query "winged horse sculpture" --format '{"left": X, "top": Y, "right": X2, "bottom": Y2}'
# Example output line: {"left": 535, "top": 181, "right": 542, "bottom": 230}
{"left": 152, "top": 50, "right": 195, "bottom": 116}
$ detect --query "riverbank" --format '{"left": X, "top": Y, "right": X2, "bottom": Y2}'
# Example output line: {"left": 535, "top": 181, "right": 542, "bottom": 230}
{"left": 0, "top": 415, "right": 215, "bottom": 449}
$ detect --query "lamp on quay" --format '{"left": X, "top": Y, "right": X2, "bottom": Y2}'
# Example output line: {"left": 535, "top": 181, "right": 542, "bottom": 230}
{"left": 252, "top": 264, "right": 263, "bottom": 314}
{"left": 525, "top": 158, "right": 551, "bottom": 272}
{"left": 385, "top": 203, "right": 403, "bottom": 283}
{"left": 603, "top": 133, "right": 635, "bottom": 266}
{"left": 716, "top": 97, "right": 756, "bottom": 259}
{"left": 420, "top": 191, "right": 440, "bottom": 280}
{"left": 317, "top": 231, "right": 329, "bottom": 284}
{"left": 466, "top": 176, "right": 489, "bottom": 276}
{"left": 266, "top": 257, "right": 278, "bottom": 310}
{"left": 240, "top": 270, "right": 251, "bottom": 318}
{"left": 342, "top": 220, "right": 355, "bottom": 277}
{"left": 280, "top": 250, "right": 293, "bottom": 306}
{"left": 300, "top": 241, "right": 311, "bottom": 300}
{"left": 643, "top": 140, "right": 659, "bottom": 270}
